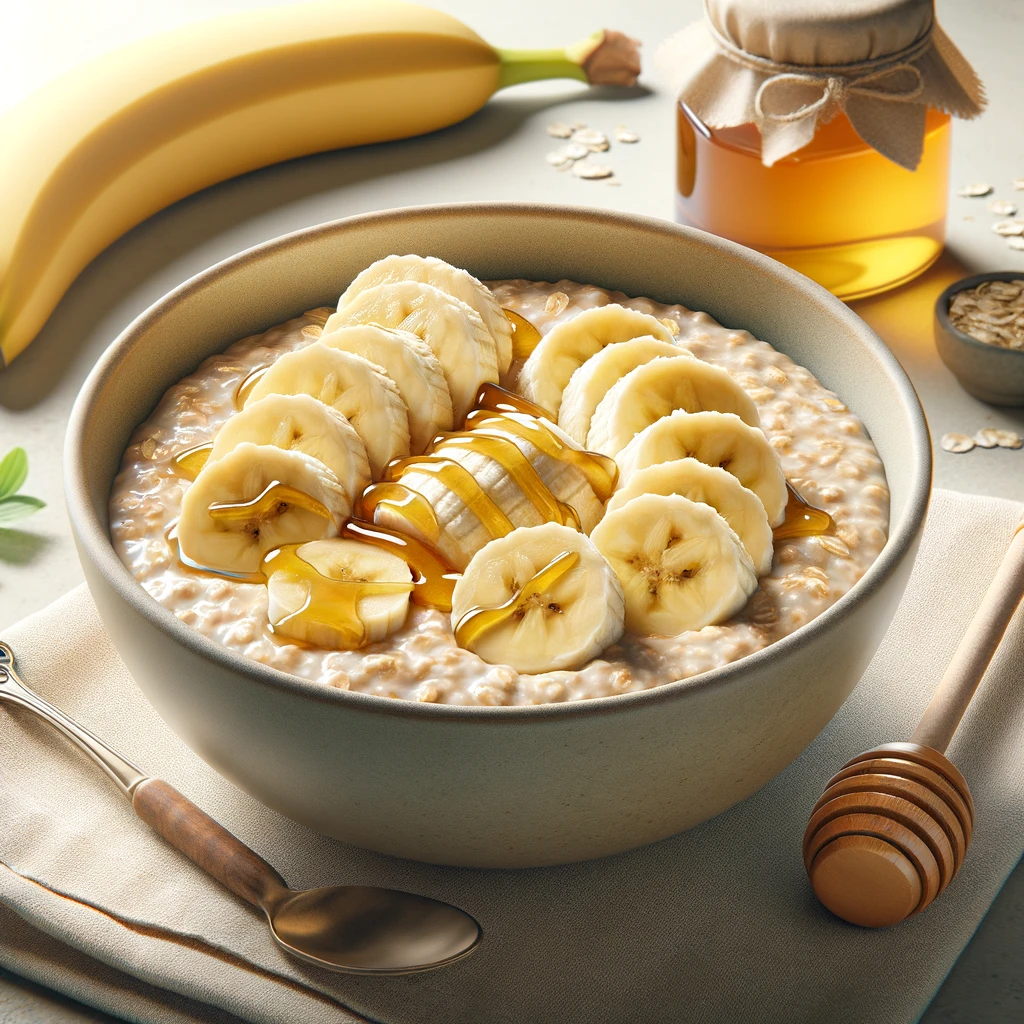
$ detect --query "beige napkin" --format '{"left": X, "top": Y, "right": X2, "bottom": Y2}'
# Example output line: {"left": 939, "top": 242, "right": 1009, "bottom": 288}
{"left": 2, "top": 487, "right": 1023, "bottom": 1024}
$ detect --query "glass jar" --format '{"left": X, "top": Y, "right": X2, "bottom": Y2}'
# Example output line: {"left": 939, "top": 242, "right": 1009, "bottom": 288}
{"left": 676, "top": 102, "right": 952, "bottom": 300}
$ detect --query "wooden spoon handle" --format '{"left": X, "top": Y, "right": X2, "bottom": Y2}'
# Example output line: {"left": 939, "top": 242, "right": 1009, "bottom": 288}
{"left": 911, "top": 521, "right": 1024, "bottom": 753}
{"left": 132, "top": 778, "right": 288, "bottom": 910}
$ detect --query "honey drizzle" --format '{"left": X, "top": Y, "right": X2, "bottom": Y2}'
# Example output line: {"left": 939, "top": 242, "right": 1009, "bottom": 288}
{"left": 472, "top": 382, "right": 551, "bottom": 422}
{"left": 503, "top": 308, "right": 542, "bottom": 360}
{"left": 359, "top": 482, "right": 442, "bottom": 542}
{"left": 343, "top": 519, "right": 459, "bottom": 612}
{"left": 773, "top": 483, "right": 834, "bottom": 540}
{"left": 454, "top": 550, "right": 580, "bottom": 649}
{"left": 463, "top": 410, "right": 619, "bottom": 502}
{"left": 261, "top": 543, "right": 414, "bottom": 649}
{"left": 234, "top": 365, "right": 269, "bottom": 409}
{"left": 383, "top": 455, "right": 514, "bottom": 539}
{"left": 207, "top": 480, "right": 334, "bottom": 527}
{"left": 433, "top": 432, "right": 581, "bottom": 530}
{"left": 173, "top": 442, "right": 213, "bottom": 479}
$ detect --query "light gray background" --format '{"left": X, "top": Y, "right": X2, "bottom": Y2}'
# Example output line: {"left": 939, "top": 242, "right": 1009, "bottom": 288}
{"left": 0, "top": 0, "right": 1021, "bottom": 1021}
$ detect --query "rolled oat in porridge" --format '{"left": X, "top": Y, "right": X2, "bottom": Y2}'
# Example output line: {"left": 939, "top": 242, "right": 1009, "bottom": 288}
{"left": 110, "top": 256, "right": 889, "bottom": 706}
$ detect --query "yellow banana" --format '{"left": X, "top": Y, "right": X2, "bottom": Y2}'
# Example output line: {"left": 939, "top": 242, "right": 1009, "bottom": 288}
{"left": 0, "top": 1, "right": 640, "bottom": 367}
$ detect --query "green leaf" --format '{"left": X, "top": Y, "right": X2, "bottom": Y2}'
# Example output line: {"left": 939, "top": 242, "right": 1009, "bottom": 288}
{"left": 0, "top": 448, "right": 28, "bottom": 501}
{"left": 0, "top": 495, "right": 45, "bottom": 525}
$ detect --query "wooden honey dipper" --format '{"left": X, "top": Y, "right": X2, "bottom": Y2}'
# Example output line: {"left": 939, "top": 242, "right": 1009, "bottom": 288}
{"left": 804, "top": 519, "right": 1024, "bottom": 928}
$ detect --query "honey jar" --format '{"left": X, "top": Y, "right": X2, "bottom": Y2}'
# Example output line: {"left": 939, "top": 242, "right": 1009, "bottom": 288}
{"left": 658, "top": 0, "right": 984, "bottom": 300}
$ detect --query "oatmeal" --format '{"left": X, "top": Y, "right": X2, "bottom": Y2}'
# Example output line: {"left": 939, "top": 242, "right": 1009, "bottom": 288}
{"left": 110, "top": 275, "right": 889, "bottom": 706}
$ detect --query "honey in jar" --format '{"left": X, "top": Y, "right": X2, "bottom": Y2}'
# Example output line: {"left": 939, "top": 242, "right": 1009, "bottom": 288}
{"left": 660, "top": 0, "right": 984, "bottom": 300}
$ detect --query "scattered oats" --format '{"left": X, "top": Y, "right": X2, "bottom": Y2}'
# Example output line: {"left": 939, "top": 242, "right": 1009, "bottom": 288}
{"left": 606, "top": 176, "right": 623, "bottom": 186}
{"left": 140, "top": 437, "right": 158, "bottom": 459}
{"left": 659, "top": 317, "right": 680, "bottom": 336}
{"left": 973, "top": 428, "right": 1000, "bottom": 448}
{"left": 985, "top": 428, "right": 1022, "bottom": 449}
{"left": 941, "top": 432, "right": 975, "bottom": 453}
{"left": 1014, "top": 178, "right": 1024, "bottom": 191}
{"left": 300, "top": 324, "right": 322, "bottom": 339}
{"left": 544, "top": 291, "right": 570, "bottom": 315}
{"left": 546, "top": 122, "right": 574, "bottom": 138}
{"left": 572, "top": 160, "right": 615, "bottom": 179}
{"left": 958, "top": 182, "right": 993, "bottom": 197}
{"left": 546, "top": 150, "right": 574, "bottom": 168}
{"left": 572, "top": 128, "right": 610, "bottom": 152}
{"left": 615, "top": 125, "right": 640, "bottom": 143}
{"left": 1009, "top": 237, "right": 1024, "bottom": 252}
{"left": 563, "top": 141, "right": 589, "bottom": 160}
{"left": 571, "top": 121, "right": 588, "bottom": 130}
{"left": 992, "top": 220, "right": 1024, "bottom": 236}
{"left": 988, "top": 199, "right": 1019, "bottom": 217}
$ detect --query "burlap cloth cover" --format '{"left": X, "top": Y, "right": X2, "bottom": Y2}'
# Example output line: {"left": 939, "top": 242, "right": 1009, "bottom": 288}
{"left": 1, "top": 487, "right": 1022, "bottom": 1024}
{"left": 656, "top": 0, "right": 985, "bottom": 168}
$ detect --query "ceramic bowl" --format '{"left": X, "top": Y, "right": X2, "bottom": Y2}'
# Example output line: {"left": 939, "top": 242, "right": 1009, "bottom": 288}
{"left": 65, "top": 204, "right": 931, "bottom": 868}
{"left": 935, "top": 271, "right": 1024, "bottom": 406}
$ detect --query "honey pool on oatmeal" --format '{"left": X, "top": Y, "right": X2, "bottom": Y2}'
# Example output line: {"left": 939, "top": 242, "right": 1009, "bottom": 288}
{"left": 110, "top": 277, "right": 889, "bottom": 706}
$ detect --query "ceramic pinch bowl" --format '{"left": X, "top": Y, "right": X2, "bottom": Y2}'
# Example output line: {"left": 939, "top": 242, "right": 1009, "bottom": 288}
{"left": 935, "top": 271, "right": 1024, "bottom": 406}
{"left": 65, "top": 203, "right": 931, "bottom": 868}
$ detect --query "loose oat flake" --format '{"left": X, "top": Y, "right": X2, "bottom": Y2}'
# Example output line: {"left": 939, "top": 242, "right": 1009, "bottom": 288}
{"left": 976, "top": 428, "right": 1023, "bottom": 449}
{"left": 572, "top": 160, "right": 614, "bottom": 179}
{"left": 1014, "top": 178, "right": 1024, "bottom": 191}
{"left": 941, "top": 432, "right": 975, "bottom": 453}
{"left": 546, "top": 122, "right": 574, "bottom": 138}
{"left": 615, "top": 125, "right": 640, "bottom": 143}
{"left": 572, "top": 128, "right": 610, "bottom": 152}
{"left": 992, "top": 220, "right": 1024, "bottom": 237}
{"left": 545, "top": 150, "right": 573, "bottom": 168}
{"left": 958, "top": 183, "right": 993, "bottom": 197}
{"left": 544, "top": 291, "right": 570, "bottom": 315}
{"left": 948, "top": 279, "right": 1024, "bottom": 349}
{"left": 988, "top": 199, "right": 1019, "bottom": 217}
{"left": 1008, "top": 237, "right": 1024, "bottom": 252}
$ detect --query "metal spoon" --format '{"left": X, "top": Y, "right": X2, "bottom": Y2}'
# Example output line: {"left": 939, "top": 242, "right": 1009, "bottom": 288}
{"left": 0, "top": 640, "right": 481, "bottom": 974}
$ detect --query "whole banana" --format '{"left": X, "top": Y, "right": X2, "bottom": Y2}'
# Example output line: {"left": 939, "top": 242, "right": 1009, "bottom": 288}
{"left": 0, "top": 1, "right": 640, "bottom": 367}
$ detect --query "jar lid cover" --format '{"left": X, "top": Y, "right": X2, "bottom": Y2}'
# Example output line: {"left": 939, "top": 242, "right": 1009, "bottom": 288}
{"left": 656, "top": 0, "right": 984, "bottom": 168}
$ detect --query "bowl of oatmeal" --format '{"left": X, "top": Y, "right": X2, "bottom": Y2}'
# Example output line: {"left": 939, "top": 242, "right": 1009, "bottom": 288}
{"left": 65, "top": 204, "right": 930, "bottom": 867}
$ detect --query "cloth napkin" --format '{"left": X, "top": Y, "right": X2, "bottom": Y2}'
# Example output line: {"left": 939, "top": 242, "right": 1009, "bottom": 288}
{"left": 1, "top": 487, "right": 1023, "bottom": 1024}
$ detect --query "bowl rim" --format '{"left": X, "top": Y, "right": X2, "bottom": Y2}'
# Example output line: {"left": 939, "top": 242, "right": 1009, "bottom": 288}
{"left": 934, "top": 270, "right": 1024, "bottom": 358}
{"left": 65, "top": 201, "right": 932, "bottom": 723}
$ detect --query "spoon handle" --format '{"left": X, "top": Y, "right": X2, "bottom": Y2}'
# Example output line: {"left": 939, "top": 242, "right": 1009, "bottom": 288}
{"left": 0, "top": 640, "right": 287, "bottom": 912}
{"left": 132, "top": 778, "right": 288, "bottom": 910}
{"left": 0, "top": 640, "right": 147, "bottom": 796}
{"left": 910, "top": 520, "right": 1024, "bottom": 753}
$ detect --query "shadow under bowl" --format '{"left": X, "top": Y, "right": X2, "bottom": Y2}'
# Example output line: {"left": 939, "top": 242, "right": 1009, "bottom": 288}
{"left": 65, "top": 203, "right": 931, "bottom": 868}
{"left": 935, "top": 271, "right": 1024, "bottom": 407}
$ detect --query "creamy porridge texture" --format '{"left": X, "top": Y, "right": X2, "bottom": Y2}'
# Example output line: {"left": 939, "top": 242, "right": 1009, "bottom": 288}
{"left": 110, "top": 274, "right": 889, "bottom": 706}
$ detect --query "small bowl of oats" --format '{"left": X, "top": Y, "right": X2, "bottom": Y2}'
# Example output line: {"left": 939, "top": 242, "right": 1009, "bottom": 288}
{"left": 935, "top": 272, "right": 1024, "bottom": 406}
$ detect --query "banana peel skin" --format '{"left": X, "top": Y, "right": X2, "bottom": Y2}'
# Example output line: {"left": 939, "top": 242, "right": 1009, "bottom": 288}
{"left": 0, "top": 0, "right": 641, "bottom": 368}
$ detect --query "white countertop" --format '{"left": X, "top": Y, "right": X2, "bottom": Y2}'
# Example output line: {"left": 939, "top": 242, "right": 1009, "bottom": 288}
{"left": 0, "top": 0, "right": 1021, "bottom": 1020}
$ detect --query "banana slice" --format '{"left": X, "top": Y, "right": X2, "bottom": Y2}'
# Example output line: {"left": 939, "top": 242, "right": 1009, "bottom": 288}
{"left": 450, "top": 523, "right": 625, "bottom": 674}
{"left": 616, "top": 410, "right": 788, "bottom": 527}
{"left": 336, "top": 255, "right": 513, "bottom": 374}
{"left": 591, "top": 493, "right": 758, "bottom": 636}
{"left": 606, "top": 458, "right": 773, "bottom": 575}
{"left": 587, "top": 356, "right": 761, "bottom": 456}
{"left": 245, "top": 342, "right": 410, "bottom": 480}
{"left": 558, "top": 336, "right": 691, "bottom": 444}
{"left": 319, "top": 323, "right": 453, "bottom": 454}
{"left": 208, "top": 393, "right": 371, "bottom": 503}
{"left": 265, "top": 538, "right": 413, "bottom": 650}
{"left": 518, "top": 304, "right": 676, "bottom": 417}
{"left": 177, "top": 443, "right": 347, "bottom": 575}
{"left": 325, "top": 281, "right": 497, "bottom": 423}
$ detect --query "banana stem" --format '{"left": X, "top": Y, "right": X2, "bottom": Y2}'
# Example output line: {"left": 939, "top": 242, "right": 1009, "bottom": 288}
{"left": 496, "top": 47, "right": 589, "bottom": 90}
